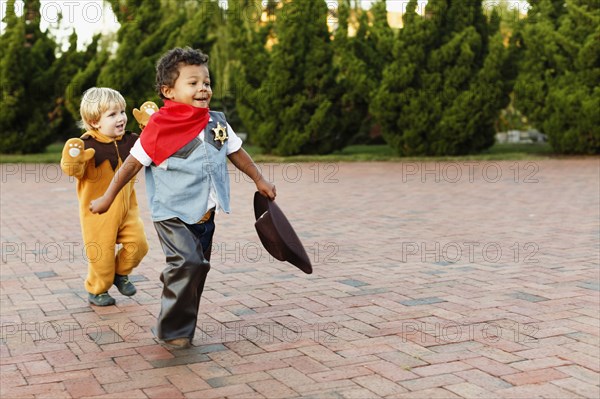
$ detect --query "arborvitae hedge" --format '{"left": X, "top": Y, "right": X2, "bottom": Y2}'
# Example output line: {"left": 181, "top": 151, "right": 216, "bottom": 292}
{"left": 334, "top": 0, "right": 394, "bottom": 144}
{"left": 371, "top": 0, "right": 515, "bottom": 156}
{"left": 237, "top": 0, "right": 346, "bottom": 155}
{"left": 514, "top": 0, "right": 599, "bottom": 154}
{"left": 1, "top": 0, "right": 597, "bottom": 155}
{"left": 0, "top": 0, "right": 56, "bottom": 153}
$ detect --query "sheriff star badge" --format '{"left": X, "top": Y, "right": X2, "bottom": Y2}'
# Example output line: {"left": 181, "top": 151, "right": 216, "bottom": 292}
{"left": 212, "top": 122, "right": 228, "bottom": 145}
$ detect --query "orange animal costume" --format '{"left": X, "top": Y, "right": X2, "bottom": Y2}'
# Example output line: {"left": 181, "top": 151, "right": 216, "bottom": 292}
{"left": 61, "top": 130, "right": 148, "bottom": 295}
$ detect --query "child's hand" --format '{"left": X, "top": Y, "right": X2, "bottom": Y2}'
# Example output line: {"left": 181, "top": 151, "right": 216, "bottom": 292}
{"left": 256, "top": 179, "right": 276, "bottom": 200}
{"left": 89, "top": 195, "right": 112, "bottom": 214}
{"left": 62, "top": 138, "right": 95, "bottom": 163}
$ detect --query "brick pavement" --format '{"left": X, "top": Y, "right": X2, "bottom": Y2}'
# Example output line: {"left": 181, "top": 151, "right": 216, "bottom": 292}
{"left": 1, "top": 159, "right": 599, "bottom": 398}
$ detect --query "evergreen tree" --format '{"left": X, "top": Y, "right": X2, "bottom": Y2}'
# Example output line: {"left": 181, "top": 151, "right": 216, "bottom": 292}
{"left": 97, "top": 0, "right": 165, "bottom": 129}
{"left": 207, "top": 4, "right": 241, "bottom": 128}
{"left": 514, "top": 0, "right": 599, "bottom": 154}
{"left": 334, "top": 0, "right": 393, "bottom": 144}
{"left": 50, "top": 31, "right": 102, "bottom": 140}
{"left": 95, "top": 0, "right": 221, "bottom": 130}
{"left": 0, "top": 0, "right": 57, "bottom": 153}
{"left": 243, "top": 0, "right": 345, "bottom": 155}
{"left": 171, "top": 1, "right": 224, "bottom": 110}
{"left": 166, "top": 0, "right": 221, "bottom": 51}
{"left": 371, "top": 0, "right": 515, "bottom": 156}
{"left": 228, "top": 0, "right": 273, "bottom": 137}
{"left": 64, "top": 35, "right": 109, "bottom": 130}
{"left": 0, "top": 0, "right": 24, "bottom": 152}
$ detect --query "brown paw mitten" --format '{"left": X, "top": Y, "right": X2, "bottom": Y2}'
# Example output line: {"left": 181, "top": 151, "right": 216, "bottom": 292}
{"left": 61, "top": 138, "right": 95, "bottom": 176}
{"left": 63, "top": 138, "right": 95, "bottom": 162}
{"left": 133, "top": 101, "right": 159, "bottom": 130}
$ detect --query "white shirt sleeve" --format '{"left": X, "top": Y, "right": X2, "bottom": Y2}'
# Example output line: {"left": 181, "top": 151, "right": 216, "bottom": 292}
{"left": 130, "top": 138, "right": 153, "bottom": 167}
{"left": 226, "top": 123, "right": 243, "bottom": 155}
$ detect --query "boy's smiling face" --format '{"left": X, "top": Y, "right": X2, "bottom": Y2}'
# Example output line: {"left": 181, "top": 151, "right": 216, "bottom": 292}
{"left": 162, "top": 64, "right": 212, "bottom": 108}
{"left": 93, "top": 103, "right": 127, "bottom": 138}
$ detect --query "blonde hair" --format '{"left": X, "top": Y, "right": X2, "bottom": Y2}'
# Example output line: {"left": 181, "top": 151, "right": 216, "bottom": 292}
{"left": 79, "top": 87, "right": 126, "bottom": 131}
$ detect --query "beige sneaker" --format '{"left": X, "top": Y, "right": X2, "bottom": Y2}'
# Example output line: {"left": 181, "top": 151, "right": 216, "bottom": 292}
{"left": 164, "top": 338, "right": 191, "bottom": 349}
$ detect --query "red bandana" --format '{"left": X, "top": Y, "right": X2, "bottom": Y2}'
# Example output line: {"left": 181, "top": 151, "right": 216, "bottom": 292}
{"left": 140, "top": 100, "right": 209, "bottom": 165}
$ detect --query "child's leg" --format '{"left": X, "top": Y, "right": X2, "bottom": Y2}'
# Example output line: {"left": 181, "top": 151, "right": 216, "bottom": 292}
{"left": 186, "top": 213, "right": 215, "bottom": 332}
{"left": 115, "top": 206, "right": 149, "bottom": 276}
{"left": 83, "top": 233, "right": 119, "bottom": 295}
{"left": 153, "top": 218, "right": 212, "bottom": 341}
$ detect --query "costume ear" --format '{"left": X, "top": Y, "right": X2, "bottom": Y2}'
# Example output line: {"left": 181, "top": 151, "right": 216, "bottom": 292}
{"left": 133, "top": 101, "right": 159, "bottom": 130}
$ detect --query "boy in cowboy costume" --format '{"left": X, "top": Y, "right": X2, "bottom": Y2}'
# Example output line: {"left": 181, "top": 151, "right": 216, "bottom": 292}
{"left": 90, "top": 47, "right": 275, "bottom": 348}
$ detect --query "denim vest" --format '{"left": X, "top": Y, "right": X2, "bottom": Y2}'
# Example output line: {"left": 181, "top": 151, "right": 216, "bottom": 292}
{"left": 145, "top": 111, "right": 231, "bottom": 224}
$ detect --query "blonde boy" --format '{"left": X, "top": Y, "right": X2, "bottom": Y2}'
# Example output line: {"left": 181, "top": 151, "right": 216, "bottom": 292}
{"left": 61, "top": 87, "right": 148, "bottom": 306}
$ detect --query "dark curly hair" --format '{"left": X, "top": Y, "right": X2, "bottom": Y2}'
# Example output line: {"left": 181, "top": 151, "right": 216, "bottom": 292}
{"left": 155, "top": 47, "right": 209, "bottom": 99}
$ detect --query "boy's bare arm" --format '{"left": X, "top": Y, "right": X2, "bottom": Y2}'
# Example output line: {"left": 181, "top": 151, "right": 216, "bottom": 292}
{"left": 228, "top": 148, "right": 276, "bottom": 200}
{"left": 89, "top": 155, "right": 144, "bottom": 214}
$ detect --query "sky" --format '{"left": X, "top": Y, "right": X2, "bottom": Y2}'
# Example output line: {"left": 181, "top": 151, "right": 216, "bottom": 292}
{"left": 0, "top": 0, "right": 120, "bottom": 51}
{"left": 1, "top": 0, "right": 531, "bottom": 52}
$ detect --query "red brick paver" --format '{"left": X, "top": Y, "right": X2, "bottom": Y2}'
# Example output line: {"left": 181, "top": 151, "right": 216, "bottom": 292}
{"left": 1, "top": 159, "right": 599, "bottom": 398}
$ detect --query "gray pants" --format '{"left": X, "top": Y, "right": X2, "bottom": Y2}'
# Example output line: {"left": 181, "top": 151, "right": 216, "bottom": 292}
{"left": 153, "top": 214, "right": 215, "bottom": 340}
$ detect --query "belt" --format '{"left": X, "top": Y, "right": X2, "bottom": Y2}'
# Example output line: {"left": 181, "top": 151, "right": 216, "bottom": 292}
{"left": 196, "top": 208, "right": 215, "bottom": 224}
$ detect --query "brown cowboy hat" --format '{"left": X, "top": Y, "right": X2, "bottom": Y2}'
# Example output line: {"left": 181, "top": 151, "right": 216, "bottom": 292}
{"left": 254, "top": 192, "right": 312, "bottom": 274}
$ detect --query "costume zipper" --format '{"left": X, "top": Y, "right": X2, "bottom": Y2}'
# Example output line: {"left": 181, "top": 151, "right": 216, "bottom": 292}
{"left": 114, "top": 141, "right": 121, "bottom": 165}
{"left": 113, "top": 140, "right": 127, "bottom": 215}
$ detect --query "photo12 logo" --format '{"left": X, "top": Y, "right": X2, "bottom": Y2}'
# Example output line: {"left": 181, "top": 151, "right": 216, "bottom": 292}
{"left": 2, "top": 164, "right": 65, "bottom": 184}
{"left": 1, "top": 321, "right": 139, "bottom": 344}
{"left": 198, "top": 321, "right": 339, "bottom": 344}
{"left": 228, "top": 162, "right": 340, "bottom": 184}
{"left": 1, "top": 164, "right": 139, "bottom": 185}
{"left": 210, "top": 241, "right": 340, "bottom": 265}
{"left": 401, "top": 321, "right": 539, "bottom": 344}
{"left": 400, "top": 161, "right": 540, "bottom": 184}
{"left": 400, "top": 241, "right": 540, "bottom": 264}
{"left": 9, "top": 1, "right": 118, "bottom": 25}
{"left": 1, "top": 241, "right": 142, "bottom": 264}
